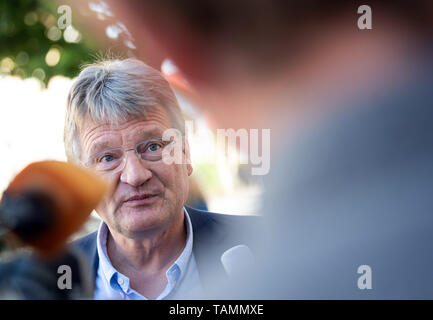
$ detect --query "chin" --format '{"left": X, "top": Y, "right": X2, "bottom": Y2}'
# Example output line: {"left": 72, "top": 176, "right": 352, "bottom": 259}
{"left": 118, "top": 207, "right": 169, "bottom": 233}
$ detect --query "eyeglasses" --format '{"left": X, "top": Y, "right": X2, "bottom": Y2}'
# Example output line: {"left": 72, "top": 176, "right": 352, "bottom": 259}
{"left": 83, "top": 137, "right": 176, "bottom": 174}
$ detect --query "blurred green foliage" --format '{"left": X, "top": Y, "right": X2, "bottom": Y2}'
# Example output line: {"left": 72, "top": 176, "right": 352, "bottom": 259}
{"left": 0, "top": 0, "right": 101, "bottom": 84}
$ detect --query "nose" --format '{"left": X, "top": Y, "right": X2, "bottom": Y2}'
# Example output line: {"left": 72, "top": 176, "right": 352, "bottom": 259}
{"left": 119, "top": 149, "right": 152, "bottom": 187}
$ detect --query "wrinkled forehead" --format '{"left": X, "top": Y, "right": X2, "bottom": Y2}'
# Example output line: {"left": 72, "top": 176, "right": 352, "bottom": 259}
{"left": 78, "top": 106, "right": 174, "bottom": 155}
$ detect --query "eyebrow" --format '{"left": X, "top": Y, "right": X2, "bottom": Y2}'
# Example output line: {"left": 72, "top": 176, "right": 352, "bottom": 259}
{"left": 88, "top": 127, "right": 166, "bottom": 155}
{"left": 88, "top": 141, "right": 118, "bottom": 155}
{"left": 135, "top": 127, "right": 165, "bottom": 140}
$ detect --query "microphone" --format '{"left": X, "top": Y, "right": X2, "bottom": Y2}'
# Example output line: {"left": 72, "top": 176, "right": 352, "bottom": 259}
{"left": 0, "top": 160, "right": 107, "bottom": 255}
{"left": 220, "top": 244, "right": 254, "bottom": 277}
{"left": 0, "top": 160, "right": 107, "bottom": 299}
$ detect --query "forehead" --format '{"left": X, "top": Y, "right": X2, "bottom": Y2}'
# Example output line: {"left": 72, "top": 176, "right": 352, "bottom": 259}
{"left": 79, "top": 106, "right": 173, "bottom": 154}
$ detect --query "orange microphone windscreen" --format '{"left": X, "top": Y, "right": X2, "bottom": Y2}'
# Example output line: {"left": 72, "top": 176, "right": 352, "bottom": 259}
{"left": 4, "top": 160, "right": 107, "bottom": 255}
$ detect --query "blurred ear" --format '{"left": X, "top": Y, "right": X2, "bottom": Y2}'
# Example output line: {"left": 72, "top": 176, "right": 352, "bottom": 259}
{"left": 183, "top": 139, "right": 193, "bottom": 176}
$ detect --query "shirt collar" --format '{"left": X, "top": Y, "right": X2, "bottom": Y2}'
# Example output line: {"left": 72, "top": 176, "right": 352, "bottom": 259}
{"left": 96, "top": 219, "right": 116, "bottom": 286}
{"left": 169, "top": 207, "right": 193, "bottom": 282}
{"left": 96, "top": 207, "right": 194, "bottom": 297}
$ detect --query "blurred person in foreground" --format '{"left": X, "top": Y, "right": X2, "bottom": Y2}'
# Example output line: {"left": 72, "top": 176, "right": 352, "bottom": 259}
{"left": 66, "top": 59, "right": 256, "bottom": 299}
{"left": 107, "top": 1, "right": 433, "bottom": 298}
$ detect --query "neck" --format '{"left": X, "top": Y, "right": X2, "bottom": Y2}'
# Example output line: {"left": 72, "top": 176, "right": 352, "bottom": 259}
{"left": 106, "top": 208, "right": 187, "bottom": 274}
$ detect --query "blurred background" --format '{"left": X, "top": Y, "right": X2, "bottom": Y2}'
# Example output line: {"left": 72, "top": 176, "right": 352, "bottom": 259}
{"left": 0, "top": 0, "right": 262, "bottom": 244}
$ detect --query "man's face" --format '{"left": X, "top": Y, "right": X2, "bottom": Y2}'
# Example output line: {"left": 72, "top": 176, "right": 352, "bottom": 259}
{"left": 79, "top": 105, "right": 192, "bottom": 238}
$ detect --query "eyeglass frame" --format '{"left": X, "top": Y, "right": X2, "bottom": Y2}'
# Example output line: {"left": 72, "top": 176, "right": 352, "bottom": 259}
{"left": 81, "top": 136, "right": 178, "bottom": 175}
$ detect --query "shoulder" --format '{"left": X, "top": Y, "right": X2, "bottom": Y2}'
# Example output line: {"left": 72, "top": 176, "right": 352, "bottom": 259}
{"left": 185, "top": 206, "right": 259, "bottom": 247}
{"left": 186, "top": 205, "right": 258, "bottom": 228}
{"left": 70, "top": 231, "right": 98, "bottom": 255}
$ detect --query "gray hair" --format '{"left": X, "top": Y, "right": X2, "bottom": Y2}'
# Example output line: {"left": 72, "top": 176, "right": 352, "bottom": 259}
{"left": 64, "top": 58, "right": 184, "bottom": 162}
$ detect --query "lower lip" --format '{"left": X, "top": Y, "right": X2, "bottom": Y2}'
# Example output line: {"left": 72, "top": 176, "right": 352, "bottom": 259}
{"left": 123, "top": 195, "right": 159, "bottom": 206}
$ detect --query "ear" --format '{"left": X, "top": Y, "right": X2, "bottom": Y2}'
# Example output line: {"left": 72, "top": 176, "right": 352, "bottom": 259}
{"left": 183, "top": 139, "right": 193, "bottom": 176}
{"left": 187, "top": 163, "right": 193, "bottom": 176}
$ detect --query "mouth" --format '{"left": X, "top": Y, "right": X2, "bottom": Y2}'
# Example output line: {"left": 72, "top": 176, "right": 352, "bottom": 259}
{"left": 123, "top": 193, "right": 160, "bottom": 206}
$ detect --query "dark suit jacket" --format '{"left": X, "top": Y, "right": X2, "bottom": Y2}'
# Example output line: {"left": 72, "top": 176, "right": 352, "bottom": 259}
{"left": 72, "top": 206, "right": 256, "bottom": 298}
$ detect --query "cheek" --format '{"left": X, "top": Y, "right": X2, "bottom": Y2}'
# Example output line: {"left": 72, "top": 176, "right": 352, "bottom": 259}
{"left": 157, "top": 164, "right": 189, "bottom": 195}
{"left": 96, "top": 175, "right": 120, "bottom": 216}
{"left": 173, "top": 165, "right": 190, "bottom": 200}
{"left": 95, "top": 191, "right": 114, "bottom": 219}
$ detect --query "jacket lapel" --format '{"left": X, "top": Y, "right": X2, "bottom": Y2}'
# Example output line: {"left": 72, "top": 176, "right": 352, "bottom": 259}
{"left": 187, "top": 206, "right": 229, "bottom": 295}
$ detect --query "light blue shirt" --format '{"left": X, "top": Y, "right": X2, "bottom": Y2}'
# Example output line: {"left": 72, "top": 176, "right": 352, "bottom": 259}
{"left": 94, "top": 208, "right": 203, "bottom": 300}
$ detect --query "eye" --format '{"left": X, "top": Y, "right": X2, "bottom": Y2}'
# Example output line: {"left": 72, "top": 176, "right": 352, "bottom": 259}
{"left": 136, "top": 140, "right": 167, "bottom": 159}
{"left": 95, "top": 151, "right": 122, "bottom": 163}
{"left": 147, "top": 143, "right": 162, "bottom": 152}
{"left": 100, "top": 154, "right": 115, "bottom": 162}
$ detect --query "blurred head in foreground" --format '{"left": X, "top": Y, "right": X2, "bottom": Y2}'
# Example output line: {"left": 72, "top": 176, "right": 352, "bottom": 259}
{"left": 106, "top": 0, "right": 433, "bottom": 132}
{"left": 101, "top": 0, "right": 433, "bottom": 298}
